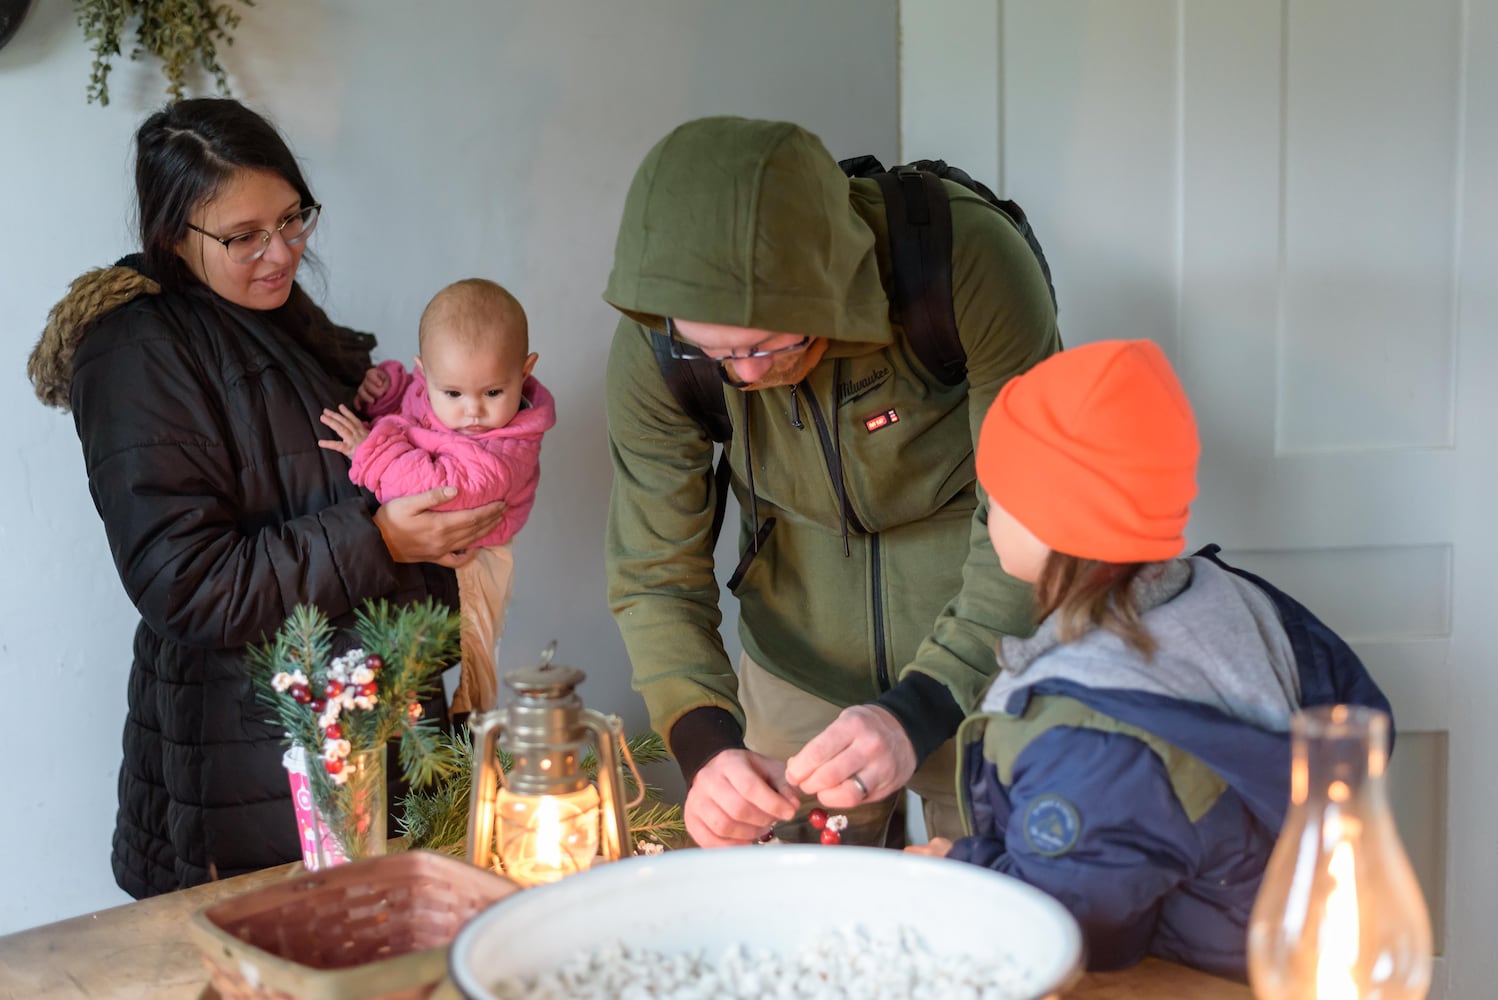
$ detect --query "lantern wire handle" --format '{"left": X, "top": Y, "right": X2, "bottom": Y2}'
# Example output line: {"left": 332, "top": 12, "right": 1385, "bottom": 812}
{"left": 616, "top": 728, "right": 646, "bottom": 809}
{"left": 538, "top": 640, "right": 557, "bottom": 668}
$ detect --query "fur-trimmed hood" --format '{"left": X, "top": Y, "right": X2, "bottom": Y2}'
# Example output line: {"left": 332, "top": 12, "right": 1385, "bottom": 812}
{"left": 28, "top": 258, "right": 376, "bottom": 411}
{"left": 28, "top": 262, "right": 160, "bottom": 411}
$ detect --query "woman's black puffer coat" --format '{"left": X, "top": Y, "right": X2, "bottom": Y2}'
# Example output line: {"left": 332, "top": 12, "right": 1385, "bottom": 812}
{"left": 38, "top": 262, "right": 457, "bottom": 898}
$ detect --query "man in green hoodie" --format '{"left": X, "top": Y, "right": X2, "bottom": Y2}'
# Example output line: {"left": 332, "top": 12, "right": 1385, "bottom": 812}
{"left": 603, "top": 116, "right": 1060, "bottom": 848}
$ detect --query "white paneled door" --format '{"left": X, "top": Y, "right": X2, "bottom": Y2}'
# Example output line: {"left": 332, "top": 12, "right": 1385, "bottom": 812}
{"left": 901, "top": 1, "right": 1498, "bottom": 995}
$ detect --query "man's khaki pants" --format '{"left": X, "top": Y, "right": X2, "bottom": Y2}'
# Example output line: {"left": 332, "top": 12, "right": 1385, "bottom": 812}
{"left": 737, "top": 651, "right": 964, "bottom": 846}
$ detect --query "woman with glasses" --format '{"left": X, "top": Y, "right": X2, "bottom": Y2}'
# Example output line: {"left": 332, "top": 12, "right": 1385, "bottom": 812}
{"left": 26, "top": 99, "right": 503, "bottom": 899}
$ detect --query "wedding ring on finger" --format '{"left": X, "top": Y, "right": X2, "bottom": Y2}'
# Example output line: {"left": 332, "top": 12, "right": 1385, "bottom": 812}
{"left": 849, "top": 773, "right": 869, "bottom": 799}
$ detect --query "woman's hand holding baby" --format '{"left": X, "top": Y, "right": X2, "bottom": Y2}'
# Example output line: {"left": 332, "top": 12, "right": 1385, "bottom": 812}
{"left": 373, "top": 487, "right": 506, "bottom": 569}
{"left": 319, "top": 405, "right": 370, "bottom": 456}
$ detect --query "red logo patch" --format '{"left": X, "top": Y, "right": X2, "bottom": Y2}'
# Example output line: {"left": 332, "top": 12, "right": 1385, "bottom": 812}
{"left": 864, "top": 408, "right": 900, "bottom": 432}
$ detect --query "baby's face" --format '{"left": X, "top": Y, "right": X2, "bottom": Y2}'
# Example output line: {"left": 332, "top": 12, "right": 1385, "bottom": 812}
{"left": 420, "top": 330, "right": 535, "bottom": 434}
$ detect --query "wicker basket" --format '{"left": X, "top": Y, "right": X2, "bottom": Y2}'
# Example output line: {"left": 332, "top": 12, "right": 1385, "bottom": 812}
{"left": 190, "top": 850, "right": 519, "bottom": 1000}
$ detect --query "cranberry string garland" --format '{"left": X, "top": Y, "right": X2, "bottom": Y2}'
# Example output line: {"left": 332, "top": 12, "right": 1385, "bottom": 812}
{"left": 757, "top": 807, "right": 849, "bottom": 845}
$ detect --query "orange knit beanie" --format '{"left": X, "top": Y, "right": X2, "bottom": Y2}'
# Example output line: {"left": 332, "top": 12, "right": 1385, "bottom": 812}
{"left": 977, "top": 339, "right": 1199, "bottom": 563}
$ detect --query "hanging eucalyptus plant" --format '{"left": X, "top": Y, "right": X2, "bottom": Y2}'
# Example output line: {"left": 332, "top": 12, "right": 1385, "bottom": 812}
{"left": 75, "top": 0, "right": 253, "bottom": 106}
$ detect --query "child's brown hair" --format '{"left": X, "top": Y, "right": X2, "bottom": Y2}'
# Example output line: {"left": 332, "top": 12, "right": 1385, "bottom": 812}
{"left": 1034, "top": 552, "right": 1156, "bottom": 658}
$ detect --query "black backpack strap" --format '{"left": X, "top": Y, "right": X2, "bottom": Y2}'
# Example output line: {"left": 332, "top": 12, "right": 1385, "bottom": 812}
{"left": 906, "top": 159, "right": 1059, "bottom": 316}
{"left": 872, "top": 167, "right": 966, "bottom": 387}
{"left": 705, "top": 452, "right": 731, "bottom": 545}
{"left": 648, "top": 327, "right": 734, "bottom": 543}
{"left": 839, "top": 154, "right": 888, "bottom": 179}
{"left": 649, "top": 327, "right": 733, "bottom": 441}
{"left": 841, "top": 154, "right": 1058, "bottom": 387}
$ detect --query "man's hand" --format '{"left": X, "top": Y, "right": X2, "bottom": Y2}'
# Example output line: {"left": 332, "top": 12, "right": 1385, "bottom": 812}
{"left": 784, "top": 704, "right": 917, "bottom": 809}
{"left": 318, "top": 405, "right": 370, "bottom": 457}
{"left": 372, "top": 486, "right": 506, "bottom": 568}
{"left": 684, "top": 749, "right": 800, "bottom": 847}
{"left": 355, "top": 366, "right": 392, "bottom": 410}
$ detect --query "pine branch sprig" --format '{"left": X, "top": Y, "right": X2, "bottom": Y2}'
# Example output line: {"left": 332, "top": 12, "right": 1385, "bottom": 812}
{"left": 626, "top": 800, "right": 689, "bottom": 848}
{"left": 398, "top": 727, "right": 476, "bottom": 856}
{"left": 398, "top": 722, "right": 462, "bottom": 790}
{"left": 353, "top": 598, "right": 457, "bottom": 745}
{"left": 248, "top": 603, "right": 331, "bottom": 752}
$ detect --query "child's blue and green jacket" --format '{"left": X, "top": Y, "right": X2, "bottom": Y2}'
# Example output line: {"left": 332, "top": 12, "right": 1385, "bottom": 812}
{"left": 949, "top": 546, "right": 1391, "bottom": 981}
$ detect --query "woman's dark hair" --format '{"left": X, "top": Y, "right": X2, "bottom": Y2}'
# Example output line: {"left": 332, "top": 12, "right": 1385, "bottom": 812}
{"left": 1033, "top": 552, "right": 1156, "bottom": 658}
{"left": 134, "top": 98, "right": 315, "bottom": 289}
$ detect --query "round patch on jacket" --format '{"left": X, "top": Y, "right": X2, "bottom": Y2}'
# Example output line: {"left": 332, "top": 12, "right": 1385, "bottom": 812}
{"left": 1022, "top": 794, "right": 1081, "bottom": 857}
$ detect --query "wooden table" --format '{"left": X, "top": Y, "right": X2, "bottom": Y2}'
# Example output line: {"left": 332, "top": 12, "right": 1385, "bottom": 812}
{"left": 0, "top": 864, "right": 1252, "bottom": 999}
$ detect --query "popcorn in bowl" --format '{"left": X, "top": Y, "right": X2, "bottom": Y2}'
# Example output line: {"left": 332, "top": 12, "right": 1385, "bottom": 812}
{"left": 492, "top": 925, "right": 1030, "bottom": 999}
{"left": 450, "top": 846, "right": 1083, "bottom": 1000}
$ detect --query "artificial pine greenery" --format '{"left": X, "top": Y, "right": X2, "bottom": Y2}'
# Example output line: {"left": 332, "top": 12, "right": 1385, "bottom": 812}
{"left": 250, "top": 599, "right": 463, "bottom": 859}
{"left": 351, "top": 599, "right": 465, "bottom": 788}
{"left": 75, "top": 0, "right": 253, "bottom": 106}
{"left": 399, "top": 725, "right": 483, "bottom": 854}
{"left": 401, "top": 727, "right": 688, "bottom": 856}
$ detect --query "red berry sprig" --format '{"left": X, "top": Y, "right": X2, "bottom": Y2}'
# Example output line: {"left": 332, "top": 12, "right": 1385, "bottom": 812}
{"left": 752, "top": 807, "right": 849, "bottom": 846}
{"left": 807, "top": 807, "right": 846, "bottom": 844}
{"left": 270, "top": 645, "right": 393, "bottom": 789}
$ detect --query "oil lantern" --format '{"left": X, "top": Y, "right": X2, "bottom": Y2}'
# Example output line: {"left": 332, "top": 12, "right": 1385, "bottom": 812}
{"left": 466, "top": 644, "right": 640, "bottom": 886}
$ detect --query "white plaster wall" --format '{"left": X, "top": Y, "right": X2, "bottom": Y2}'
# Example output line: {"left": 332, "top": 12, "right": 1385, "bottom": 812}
{"left": 0, "top": 0, "right": 896, "bottom": 933}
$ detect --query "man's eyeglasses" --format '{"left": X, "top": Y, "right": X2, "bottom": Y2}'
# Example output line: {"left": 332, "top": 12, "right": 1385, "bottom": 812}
{"left": 187, "top": 204, "right": 321, "bottom": 265}
{"left": 665, "top": 317, "right": 811, "bottom": 367}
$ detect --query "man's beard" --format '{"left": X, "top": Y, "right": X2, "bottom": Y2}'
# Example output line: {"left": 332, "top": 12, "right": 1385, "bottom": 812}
{"left": 729, "top": 338, "right": 829, "bottom": 390}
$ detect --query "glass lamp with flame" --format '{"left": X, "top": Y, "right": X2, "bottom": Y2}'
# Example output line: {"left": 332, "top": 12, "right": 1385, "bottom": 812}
{"left": 1247, "top": 705, "right": 1432, "bottom": 999}
{"left": 466, "top": 645, "right": 641, "bottom": 887}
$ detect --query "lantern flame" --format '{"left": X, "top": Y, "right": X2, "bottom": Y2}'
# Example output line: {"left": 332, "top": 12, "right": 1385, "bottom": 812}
{"left": 493, "top": 784, "right": 601, "bottom": 887}
{"left": 1316, "top": 818, "right": 1360, "bottom": 1000}
{"left": 534, "top": 795, "right": 564, "bottom": 871}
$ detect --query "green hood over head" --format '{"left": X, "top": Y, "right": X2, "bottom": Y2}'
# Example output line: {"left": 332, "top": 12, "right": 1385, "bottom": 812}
{"left": 603, "top": 116, "right": 892, "bottom": 347}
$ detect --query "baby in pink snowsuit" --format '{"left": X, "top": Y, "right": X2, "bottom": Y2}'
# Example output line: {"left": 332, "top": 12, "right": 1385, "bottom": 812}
{"left": 320, "top": 278, "right": 556, "bottom": 716}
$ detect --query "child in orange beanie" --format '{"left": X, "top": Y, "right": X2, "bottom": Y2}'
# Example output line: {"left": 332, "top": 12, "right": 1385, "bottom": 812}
{"left": 907, "top": 339, "right": 1391, "bottom": 981}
